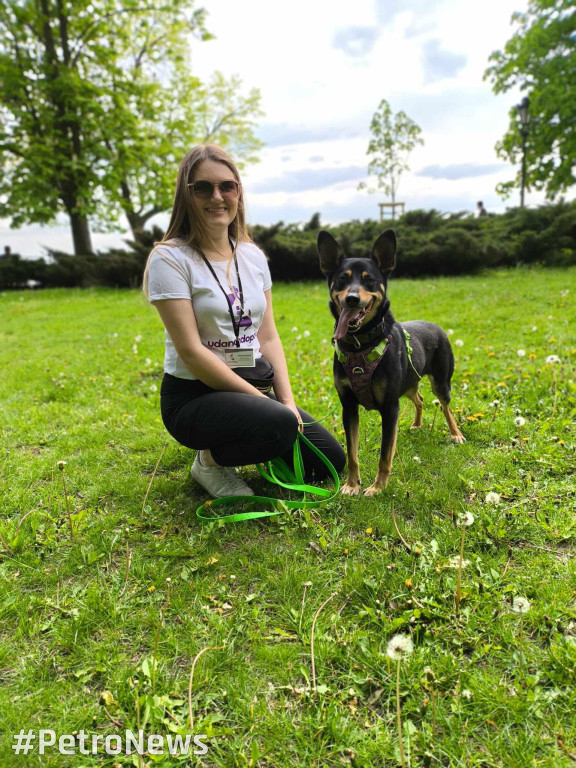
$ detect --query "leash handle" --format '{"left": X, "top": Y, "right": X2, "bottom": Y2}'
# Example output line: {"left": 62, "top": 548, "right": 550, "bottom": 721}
{"left": 195, "top": 433, "right": 340, "bottom": 523}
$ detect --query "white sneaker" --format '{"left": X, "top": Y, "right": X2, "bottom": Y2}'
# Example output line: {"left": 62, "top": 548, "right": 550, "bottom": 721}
{"left": 190, "top": 455, "right": 255, "bottom": 498}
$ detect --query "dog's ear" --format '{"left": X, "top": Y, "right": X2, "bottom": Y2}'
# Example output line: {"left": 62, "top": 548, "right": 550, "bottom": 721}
{"left": 318, "top": 231, "right": 344, "bottom": 275}
{"left": 371, "top": 230, "right": 397, "bottom": 274}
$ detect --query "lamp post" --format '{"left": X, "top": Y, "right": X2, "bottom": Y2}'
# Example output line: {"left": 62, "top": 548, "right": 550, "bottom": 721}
{"left": 516, "top": 96, "right": 530, "bottom": 208}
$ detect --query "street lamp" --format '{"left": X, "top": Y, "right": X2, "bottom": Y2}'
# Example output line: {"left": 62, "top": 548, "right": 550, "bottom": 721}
{"left": 516, "top": 96, "right": 530, "bottom": 208}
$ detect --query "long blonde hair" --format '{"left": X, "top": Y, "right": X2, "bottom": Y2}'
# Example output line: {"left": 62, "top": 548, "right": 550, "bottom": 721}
{"left": 142, "top": 145, "right": 251, "bottom": 296}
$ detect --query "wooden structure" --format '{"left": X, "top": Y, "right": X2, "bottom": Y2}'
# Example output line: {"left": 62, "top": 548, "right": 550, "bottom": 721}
{"left": 378, "top": 202, "right": 405, "bottom": 221}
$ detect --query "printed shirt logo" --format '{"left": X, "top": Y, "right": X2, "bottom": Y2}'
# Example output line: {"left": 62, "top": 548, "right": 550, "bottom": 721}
{"left": 227, "top": 286, "right": 253, "bottom": 329}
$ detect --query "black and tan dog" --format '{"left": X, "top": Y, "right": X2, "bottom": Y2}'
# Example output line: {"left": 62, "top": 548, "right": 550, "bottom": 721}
{"left": 318, "top": 229, "right": 465, "bottom": 497}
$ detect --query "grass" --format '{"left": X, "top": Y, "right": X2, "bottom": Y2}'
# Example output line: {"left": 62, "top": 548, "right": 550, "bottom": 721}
{"left": 0, "top": 266, "right": 575, "bottom": 767}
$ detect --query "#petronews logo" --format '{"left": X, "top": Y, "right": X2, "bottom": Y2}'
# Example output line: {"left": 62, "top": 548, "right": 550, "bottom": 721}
{"left": 12, "top": 729, "right": 208, "bottom": 756}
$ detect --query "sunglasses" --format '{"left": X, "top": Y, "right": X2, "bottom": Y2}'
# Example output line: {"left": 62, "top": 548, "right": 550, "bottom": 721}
{"left": 187, "top": 180, "right": 240, "bottom": 199}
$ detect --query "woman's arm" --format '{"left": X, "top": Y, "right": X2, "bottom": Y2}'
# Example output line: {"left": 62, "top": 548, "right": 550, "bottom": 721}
{"left": 258, "top": 290, "right": 302, "bottom": 427}
{"left": 153, "top": 299, "right": 268, "bottom": 398}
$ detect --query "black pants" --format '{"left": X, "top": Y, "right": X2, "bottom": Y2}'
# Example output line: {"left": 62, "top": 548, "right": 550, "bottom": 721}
{"left": 160, "top": 373, "right": 345, "bottom": 481}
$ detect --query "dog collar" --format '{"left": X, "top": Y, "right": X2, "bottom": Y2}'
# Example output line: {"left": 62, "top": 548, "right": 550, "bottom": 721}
{"left": 334, "top": 319, "right": 387, "bottom": 352}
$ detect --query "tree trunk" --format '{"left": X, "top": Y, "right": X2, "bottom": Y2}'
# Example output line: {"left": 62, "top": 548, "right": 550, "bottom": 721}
{"left": 69, "top": 210, "right": 94, "bottom": 255}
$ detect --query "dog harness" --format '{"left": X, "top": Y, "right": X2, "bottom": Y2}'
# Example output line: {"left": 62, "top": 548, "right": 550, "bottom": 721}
{"left": 333, "top": 335, "right": 392, "bottom": 410}
{"left": 333, "top": 329, "right": 418, "bottom": 410}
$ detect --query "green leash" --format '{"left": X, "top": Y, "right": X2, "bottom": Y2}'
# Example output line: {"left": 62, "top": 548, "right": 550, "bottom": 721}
{"left": 195, "top": 430, "right": 340, "bottom": 523}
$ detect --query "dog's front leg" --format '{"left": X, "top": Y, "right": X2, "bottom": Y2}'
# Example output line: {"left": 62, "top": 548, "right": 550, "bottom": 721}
{"left": 340, "top": 392, "right": 361, "bottom": 495}
{"left": 364, "top": 401, "right": 400, "bottom": 497}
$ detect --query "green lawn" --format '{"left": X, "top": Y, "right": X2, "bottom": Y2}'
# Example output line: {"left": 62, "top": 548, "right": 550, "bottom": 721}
{"left": 1, "top": 267, "right": 575, "bottom": 767}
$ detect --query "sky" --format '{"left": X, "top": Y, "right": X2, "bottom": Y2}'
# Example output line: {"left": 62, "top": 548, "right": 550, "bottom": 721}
{"left": 3, "top": 0, "right": 570, "bottom": 257}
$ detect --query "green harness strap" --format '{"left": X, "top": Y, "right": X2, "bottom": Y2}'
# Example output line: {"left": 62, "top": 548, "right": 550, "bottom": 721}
{"left": 335, "top": 330, "right": 419, "bottom": 377}
{"left": 195, "top": 431, "right": 340, "bottom": 524}
{"left": 403, "top": 328, "right": 422, "bottom": 380}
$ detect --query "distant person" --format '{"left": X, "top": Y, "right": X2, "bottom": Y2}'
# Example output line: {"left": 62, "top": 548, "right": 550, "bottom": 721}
{"left": 142, "top": 144, "right": 344, "bottom": 498}
{"left": 476, "top": 201, "right": 487, "bottom": 218}
{"left": 1, "top": 245, "right": 11, "bottom": 258}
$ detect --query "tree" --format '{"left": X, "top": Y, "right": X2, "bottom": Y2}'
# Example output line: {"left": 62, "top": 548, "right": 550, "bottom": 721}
{"left": 358, "top": 99, "right": 424, "bottom": 219}
{"left": 485, "top": 0, "right": 576, "bottom": 200}
{"left": 0, "top": 0, "right": 263, "bottom": 254}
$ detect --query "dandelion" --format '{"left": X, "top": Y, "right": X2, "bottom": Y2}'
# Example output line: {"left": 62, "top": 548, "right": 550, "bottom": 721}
{"left": 517, "top": 349, "right": 526, "bottom": 357}
{"left": 448, "top": 556, "right": 471, "bottom": 569}
{"left": 387, "top": 635, "right": 413, "bottom": 768}
{"left": 454, "top": 339, "right": 464, "bottom": 347}
{"left": 145, "top": 358, "right": 152, "bottom": 366}
{"left": 461, "top": 689, "right": 473, "bottom": 700}
{"left": 303, "top": 330, "right": 311, "bottom": 337}
{"left": 511, "top": 597, "right": 531, "bottom": 681}
{"left": 514, "top": 416, "right": 526, "bottom": 427}
{"left": 134, "top": 334, "right": 142, "bottom": 343}
{"left": 386, "top": 634, "right": 414, "bottom": 661}
{"left": 545, "top": 355, "right": 561, "bottom": 364}
{"left": 149, "top": 384, "right": 158, "bottom": 393}
{"left": 511, "top": 597, "right": 531, "bottom": 614}
{"left": 545, "top": 356, "right": 561, "bottom": 415}
{"left": 291, "top": 326, "right": 298, "bottom": 332}
{"left": 413, "top": 456, "right": 421, "bottom": 463}
{"left": 485, "top": 492, "right": 501, "bottom": 505}
{"left": 132, "top": 344, "right": 138, "bottom": 354}
{"left": 447, "top": 328, "right": 454, "bottom": 335}
{"left": 56, "top": 461, "right": 74, "bottom": 540}
{"left": 531, "top": 326, "right": 537, "bottom": 332}
{"left": 458, "top": 511, "right": 475, "bottom": 527}
{"left": 456, "top": 512, "right": 474, "bottom": 614}
{"left": 462, "top": 382, "right": 468, "bottom": 390}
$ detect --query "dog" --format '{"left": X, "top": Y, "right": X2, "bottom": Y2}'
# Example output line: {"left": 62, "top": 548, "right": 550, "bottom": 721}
{"left": 318, "top": 229, "right": 465, "bottom": 497}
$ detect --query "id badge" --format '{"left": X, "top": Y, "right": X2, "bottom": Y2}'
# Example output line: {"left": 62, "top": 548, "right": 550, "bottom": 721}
{"left": 224, "top": 348, "right": 255, "bottom": 367}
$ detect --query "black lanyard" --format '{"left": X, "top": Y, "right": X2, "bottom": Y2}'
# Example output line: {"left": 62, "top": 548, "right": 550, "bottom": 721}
{"left": 198, "top": 242, "right": 245, "bottom": 348}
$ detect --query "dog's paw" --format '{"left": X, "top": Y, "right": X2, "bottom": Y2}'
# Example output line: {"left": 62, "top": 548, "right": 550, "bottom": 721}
{"left": 363, "top": 484, "right": 385, "bottom": 497}
{"left": 450, "top": 434, "right": 466, "bottom": 444}
{"left": 341, "top": 482, "right": 361, "bottom": 496}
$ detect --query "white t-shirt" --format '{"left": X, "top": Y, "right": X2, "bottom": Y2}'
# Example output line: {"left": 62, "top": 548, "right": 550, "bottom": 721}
{"left": 147, "top": 241, "right": 272, "bottom": 379}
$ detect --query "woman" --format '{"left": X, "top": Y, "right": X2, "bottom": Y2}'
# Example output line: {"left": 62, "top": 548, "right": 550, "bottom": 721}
{"left": 143, "top": 145, "right": 345, "bottom": 498}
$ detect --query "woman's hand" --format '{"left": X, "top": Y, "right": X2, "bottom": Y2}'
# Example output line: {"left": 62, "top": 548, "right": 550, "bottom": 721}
{"left": 283, "top": 400, "right": 304, "bottom": 433}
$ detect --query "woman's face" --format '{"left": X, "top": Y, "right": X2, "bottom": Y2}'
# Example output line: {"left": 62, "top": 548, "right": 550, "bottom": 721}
{"left": 189, "top": 159, "right": 240, "bottom": 241}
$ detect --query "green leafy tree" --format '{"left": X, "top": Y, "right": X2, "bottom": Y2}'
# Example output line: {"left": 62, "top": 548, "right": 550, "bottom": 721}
{"left": 485, "top": 0, "right": 576, "bottom": 199}
{"left": 0, "top": 0, "right": 263, "bottom": 254}
{"left": 359, "top": 99, "right": 424, "bottom": 219}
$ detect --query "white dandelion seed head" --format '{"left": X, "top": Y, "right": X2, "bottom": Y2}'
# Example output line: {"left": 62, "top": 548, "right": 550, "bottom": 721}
{"left": 132, "top": 344, "right": 138, "bottom": 354}
{"left": 485, "top": 492, "right": 501, "bottom": 505}
{"left": 145, "top": 358, "right": 152, "bottom": 366}
{"left": 511, "top": 597, "right": 531, "bottom": 614}
{"left": 149, "top": 384, "right": 158, "bottom": 392}
{"left": 296, "top": 334, "right": 302, "bottom": 340}
{"left": 458, "top": 511, "right": 475, "bottom": 527}
{"left": 447, "top": 329, "right": 454, "bottom": 335}
{"left": 514, "top": 416, "right": 526, "bottom": 427}
{"left": 303, "top": 330, "right": 311, "bottom": 337}
{"left": 386, "top": 634, "right": 414, "bottom": 660}
{"left": 531, "top": 326, "right": 537, "bottom": 332}
{"left": 545, "top": 355, "right": 561, "bottom": 365}
{"left": 448, "top": 556, "right": 471, "bottom": 569}
{"left": 455, "top": 339, "right": 464, "bottom": 347}
{"left": 462, "top": 382, "right": 469, "bottom": 390}
{"left": 461, "top": 689, "right": 473, "bottom": 700}
{"left": 490, "top": 400, "right": 500, "bottom": 408}
{"left": 291, "top": 326, "right": 298, "bottom": 333}
{"left": 413, "top": 456, "right": 422, "bottom": 463}
{"left": 56, "top": 460, "right": 67, "bottom": 470}
{"left": 432, "top": 399, "right": 440, "bottom": 406}
{"left": 134, "top": 335, "right": 142, "bottom": 343}
{"left": 517, "top": 349, "right": 526, "bottom": 357}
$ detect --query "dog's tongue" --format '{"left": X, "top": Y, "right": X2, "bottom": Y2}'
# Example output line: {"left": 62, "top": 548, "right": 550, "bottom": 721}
{"left": 334, "top": 308, "right": 361, "bottom": 340}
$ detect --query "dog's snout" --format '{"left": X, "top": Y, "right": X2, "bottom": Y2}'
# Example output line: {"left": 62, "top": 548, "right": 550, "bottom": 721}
{"left": 345, "top": 294, "right": 360, "bottom": 307}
